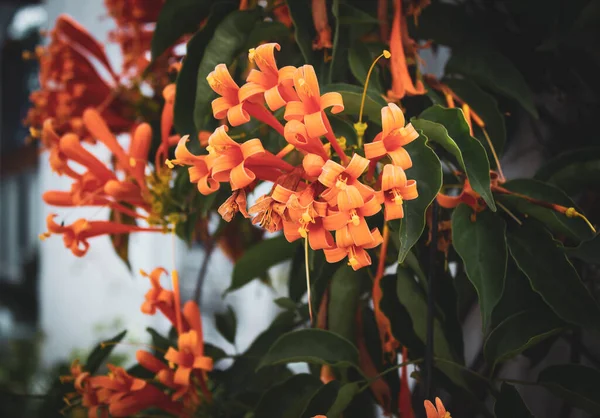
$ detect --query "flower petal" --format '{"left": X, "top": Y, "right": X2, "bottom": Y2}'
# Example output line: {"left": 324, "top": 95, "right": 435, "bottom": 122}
{"left": 318, "top": 159, "right": 345, "bottom": 188}
{"left": 304, "top": 111, "right": 328, "bottom": 138}
{"left": 230, "top": 161, "right": 256, "bottom": 190}
{"left": 320, "top": 92, "right": 344, "bottom": 114}
{"left": 344, "top": 154, "right": 370, "bottom": 179}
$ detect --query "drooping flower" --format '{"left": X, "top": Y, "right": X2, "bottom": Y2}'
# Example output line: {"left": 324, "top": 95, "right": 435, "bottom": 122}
{"left": 167, "top": 136, "right": 219, "bottom": 195}
{"left": 140, "top": 267, "right": 178, "bottom": 326}
{"left": 318, "top": 154, "right": 375, "bottom": 211}
{"left": 324, "top": 225, "right": 383, "bottom": 270}
{"left": 207, "top": 64, "right": 249, "bottom": 126}
{"left": 311, "top": 0, "right": 333, "bottom": 50}
{"left": 283, "top": 185, "right": 334, "bottom": 250}
{"left": 248, "top": 188, "right": 291, "bottom": 233}
{"left": 424, "top": 397, "right": 451, "bottom": 418}
{"left": 364, "top": 103, "right": 418, "bottom": 169}
{"left": 284, "top": 120, "right": 329, "bottom": 159}
{"left": 378, "top": 164, "right": 418, "bottom": 220}
{"left": 218, "top": 189, "right": 250, "bottom": 222}
{"left": 323, "top": 195, "right": 381, "bottom": 247}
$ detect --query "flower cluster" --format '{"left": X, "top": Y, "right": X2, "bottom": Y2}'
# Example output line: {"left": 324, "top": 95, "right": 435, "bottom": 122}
{"left": 170, "top": 43, "right": 420, "bottom": 270}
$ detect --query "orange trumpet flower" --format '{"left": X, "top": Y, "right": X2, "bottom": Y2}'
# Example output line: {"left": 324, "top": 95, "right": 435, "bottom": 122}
{"left": 311, "top": 0, "right": 333, "bottom": 50}
{"left": 208, "top": 64, "right": 250, "bottom": 126}
{"left": 324, "top": 225, "right": 383, "bottom": 270}
{"left": 378, "top": 164, "right": 418, "bottom": 220}
{"left": 168, "top": 136, "right": 219, "bottom": 195}
{"left": 323, "top": 195, "right": 381, "bottom": 247}
{"left": 424, "top": 397, "right": 451, "bottom": 418}
{"left": 140, "top": 267, "right": 178, "bottom": 326}
{"left": 319, "top": 154, "right": 375, "bottom": 211}
{"left": 284, "top": 120, "right": 329, "bottom": 160}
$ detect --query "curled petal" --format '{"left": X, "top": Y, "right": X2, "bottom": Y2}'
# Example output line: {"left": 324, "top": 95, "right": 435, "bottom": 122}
{"left": 272, "top": 184, "right": 294, "bottom": 204}
{"left": 320, "top": 92, "right": 344, "bottom": 114}
{"left": 364, "top": 228, "right": 383, "bottom": 249}
{"left": 238, "top": 81, "right": 266, "bottom": 103}
{"left": 349, "top": 217, "right": 374, "bottom": 247}
{"left": 364, "top": 139, "right": 387, "bottom": 161}
{"left": 318, "top": 159, "right": 345, "bottom": 187}
{"left": 335, "top": 226, "right": 354, "bottom": 248}
{"left": 207, "top": 64, "right": 239, "bottom": 96}
{"left": 350, "top": 247, "right": 372, "bottom": 270}
{"left": 384, "top": 199, "right": 404, "bottom": 221}
{"left": 227, "top": 103, "right": 251, "bottom": 126}
{"left": 388, "top": 147, "right": 412, "bottom": 169}
{"left": 324, "top": 246, "right": 347, "bottom": 263}
{"left": 283, "top": 220, "right": 302, "bottom": 243}
{"left": 337, "top": 186, "right": 365, "bottom": 211}
{"left": 252, "top": 42, "right": 280, "bottom": 75}
{"left": 303, "top": 153, "right": 326, "bottom": 177}
{"left": 240, "top": 138, "right": 265, "bottom": 160}
{"left": 264, "top": 85, "right": 288, "bottom": 111}
{"left": 400, "top": 179, "right": 418, "bottom": 200}
{"left": 212, "top": 97, "right": 236, "bottom": 120}
{"left": 381, "top": 103, "right": 406, "bottom": 136}
{"left": 323, "top": 211, "right": 349, "bottom": 231}
{"left": 436, "top": 192, "right": 462, "bottom": 209}
{"left": 308, "top": 224, "right": 335, "bottom": 250}
{"left": 344, "top": 154, "right": 370, "bottom": 179}
{"left": 230, "top": 161, "right": 256, "bottom": 190}
{"left": 381, "top": 164, "right": 407, "bottom": 190}
{"left": 304, "top": 111, "right": 328, "bottom": 138}
{"left": 284, "top": 101, "right": 306, "bottom": 121}
{"left": 360, "top": 195, "right": 382, "bottom": 217}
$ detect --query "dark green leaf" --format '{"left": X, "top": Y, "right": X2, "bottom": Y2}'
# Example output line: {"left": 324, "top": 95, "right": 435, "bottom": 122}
{"left": 289, "top": 244, "right": 307, "bottom": 302}
{"left": 259, "top": 329, "right": 359, "bottom": 369}
{"left": 228, "top": 235, "right": 299, "bottom": 293}
{"left": 452, "top": 204, "right": 507, "bottom": 330}
{"left": 417, "top": 105, "right": 495, "bottom": 210}
{"left": 193, "top": 8, "right": 262, "bottom": 131}
{"left": 109, "top": 209, "right": 135, "bottom": 271}
{"left": 274, "top": 297, "right": 297, "bottom": 311}
{"left": 564, "top": 234, "right": 600, "bottom": 264}
{"left": 215, "top": 305, "right": 237, "bottom": 344}
{"left": 534, "top": 147, "right": 600, "bottom": 195}
{"left": 498, "top": 179, "right": 595, "bottom": 243}
{"left": 328, "top": 265, "right": 365, "bottom": 343}
{"left": 322, "top": 83, "right": 387, "bottom": 125}
{"left": 434, "top": 358, "right": 491, "bottom": 395}
{"left": 151, "top": 0, "right": 213, "bottom": 61}
{"left": 254, "top": 374, "right": 323, "bottom": 418}
{"left": 337, "top": 3, "right": 379, "bottom": 25}
{"left": 285, "top": 0, "right": 316, "bottom": 65}
{"left": 328, "top": 0, "right": 347, "bottom": 84}
{"left": 174, "top": 2, "right": 237, "bottom": 136}
{"left": 484, "top": 309, "right": 564, "bottom": 371}
{"left": 446, "top": 43, "right": 538, "bottom": 118}
{"left": 328, "top": 114, "right": 359, "bottom": 147}
{"left": 444, "top": 78, "right": 506, "bottom": 156}
{"left": 146, "top": 327, "right": 175, "bottom": 353}
{"left": 538, "top": 365, "right": 600, "bottom": 414}
{"left": 302, "top": 381, "right": 342, "bottom": 418}
{"left": 326, "top": 382, "right": 361, "bottom": 418}
{"left": 245, "top": 20, "right": 291, "bottom": 50}
{"left": 507, "top": 221, "right": 600, "bottom": 332}
{"left": 85, "top": 330, "right": 127, "bottom": 374}
{"left": 494, "top": 383, "right": 534, "bottom": 418}
{"left": 398, "top": 134, "right": 443, "bottom": 262}
{"left": 348, "top": 43, "right": 383, "bottom": 92}
{"left": 204, "top": 342, "right": 227, "bottom": 362}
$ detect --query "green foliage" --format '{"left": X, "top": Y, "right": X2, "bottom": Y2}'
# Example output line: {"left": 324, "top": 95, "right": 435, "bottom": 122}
{"left": 215, "top": 305, "right": 237, "bottom": 345}
{"left": 494, "top": 384, "right": 534, "bottom": 418}
{"left": 85, "top": 330, "right": 127, "bottom": 374}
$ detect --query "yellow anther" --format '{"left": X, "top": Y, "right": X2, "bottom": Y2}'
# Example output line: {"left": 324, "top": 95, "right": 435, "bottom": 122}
{"left": 248, "top": 48, "right": 256, "bottom": 62}
{"left": 165, "top": 159, "right": 175, "bottom": 169}
{"left": 337, "top": 136, "right": 347, "bottom": 150}
{"left": 348, "top": 256, "right": 359, "bottom": 268}
{"left": 29, "top": 127, "right": 41, "bottom": 138}
{"left": 565, "top": 207, "right": 577, "bottom": 218}
{"left": 298, "top": 226, "right": 308, "bottom": 238}
{"left": 169, "top": 361, "right": 175, "bottom": 369}
{"left": 139, "top": 269, "right": 147, "bottom": 276}
{"left": 335, "top": 177, "right": 348, "bottom": 190}
{"left": 130, "top": 157, "right": 137, "bottom": 167}
{"left": 383, "top": 50, "right": 391, "bottom": 59}
{"left": 301, "top": 210, "right": 313, "bottom": 224}
{"left": 392, "top": 190, "right": 403, "bottom": 205}
{"left": 566, "top": 207, "right": 596, "bottom": 233}
{"left": 350, "top": 212, "right": 360, "bottom": 226}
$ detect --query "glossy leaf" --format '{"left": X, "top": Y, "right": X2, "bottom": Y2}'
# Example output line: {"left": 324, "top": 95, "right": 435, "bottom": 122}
{"left": 286, "top": 0, "right": 316, "bottom": 65}
{"left": 289, "top": 244, "right": 308, "bottom": 302}
{"left": 417, "top": 105, "right": 495, "bottom": 210}
{"left": 452, "top": 204, "right": 507, "bottom": 330}
{"left": 484, "top": 309, "right": 564, "bottom": 371}
{"left": 326, "top": 382, "right": 362, "bottom": 418}
{"left": 151, "top": 0, "right": 213, "bottom": 61}
{"left": 507, "top": 221, "right": 600, "bottom": 333}
{"left": 534, "top": 147, "right": 600, "bottom": 195}
{"left": 259, "top": 329, "right": 359, "bottom": 369}
{"left": 204, "top": 342, "right": 227, "bottom": 362}
{"left": 215, "top": 305, "right": 237, "bottom": 345}
{"left": 228, "top": 235, "right": 298, "bottom": 293}
{"left": 434, "top": 358, "right": 491, "bottom": 396}
{"left": 193, "top": 8, "right": 262, "bottom": 131}
{"left": 494, "top": 383, "right": 534, "bottom": 418}
{"left": 254, "top": 374, "right": 323, "bottom": 418}
{"left": 85, "top": 330, "right": 127, "bottom": 374}
{"left": 322, "top": 83, "right": 388, "bottom": 125}
{"left": 337, "top": 3, "right": 379, "bottom": 25}
{"left": 348, "top": 43, "right": 383, "bottom": 92}
{"left": 109, "top": 209, "right": 135, "bottom": 271}
{"left": 538, "top": 365, "right": 600, "bottom": 414}
{"left": 446, "top": 43, "right": 538, "bottom": 118}
{"left": 328, "top": 0, "right": 348, "bottom": 84}
{"left": 498, "top": 179, "right": 595, "bottom": 243}
{"left": 146, "top": 327, "right": 175, "bottom": 354}
{"left": 174, "top": 2, "right": 236, "bottom": 136}
{"left": 444, "top": 78, "right": 506, "bottom": 156}
{"left": 302, "top": 381, "right": 342, "bottom": 418}
{"left": 564, "top": 234, "right": 600, "bottom": 264}
{"left": 245, "top": 20, "right": 290, "bottom": 50}
{"left": 398, "top": 134, "right": 443, "bottom": 263}
{"left": 328, "top": 265, "right": 365, "bottom": 343}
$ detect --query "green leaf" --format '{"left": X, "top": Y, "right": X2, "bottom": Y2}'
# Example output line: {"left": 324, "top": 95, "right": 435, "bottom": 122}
{"left": 151, "top": 0, "right": 213, "bottom": 61}
{"left": 286, "top": 0, "right": 316, "bottom": 65}
{"left": 534, "top": 147, "right": 600, "bottom": 195}
{"left": 396, "top": 267, "right": 459, "bottom": 363}
{"left": 146, "top": 327, "right": 175, "bottom": 353}
{"left": 228, "top": 235, "right": 299, "bottom": 293}
{"left": 109, "top": 210, "right": 135, "bottom": 271}
{"left": 507, "top": 221, "right": 600, "bottom": 332}
{"left": 215, "top": 305, "right": 237, "bottom": 344}
{"left": 328, "top": 0, "right": 347, "bottom": 84}
{"left": 497, "top": 179, "right": 595, "bottom": 243}
{"left": 245, "top": 20, "right": 291, "bottom": 50}
{"left": 484, "top": 309, "right": 564, "bottom": 371}
{"left": 397, "top": 134, "right": 443, "bottom": 262}
{"left": 328, "top": 265, "right": 365, "bottom": 343}
{"left": 328, "top": 115, "right": 358, "bottom": 147}
{"left": 288, "top": 244, "right": 307, "bottom": 302}
{"left": 204, "top": 342, "right": 227, "bottom": 362}
{"left": 274, "top": 297, "right": 297, "bottom": 311}
{"left": 85, "top": 330, "right": 127, "bottom": 374}
{"left": 193, "top": 8, "right": 262, "bottom": 131}
{"left": 494, "top": 383, "right": 534, "bottom": 418}
{"left": 337, "top": 3, "right": 379, "bottom": 25}
{"left": 348, "top": 43, "right": 383, "bottom": 92}
{"left": 259, "top": 329, "right": 359, "bottom": 369}
{"left": 322, "top": 83, "right": 387, "bottom": 125}
{"left": 434, "top": 358, "right": 491, "bottom": 396}
{"left": 416, "top": 105, "right": 495, "bottom": 210}
{"left": 302, "top": 381, "right": 341, "bottom": 418}
{"left": 452, "top": 204, "right": 507, "bottom": 330}
{"left": 538, "top": 365, "right": 600, "bottom": 414}
{"left": 565, "top": 234, "right": 600, "bottom": 264}
{"left": 446, "top": 43, "right": 538, "bottom": 118}
{"left": 174, "top": 2, "right": 237, "bottom": 136}
{"left": 444, "top": 78, "right": 506, "bottom": 156}
{"left": 326, "top": 382, "right": 361, "bottom": 418}
{"left": 254, "top": 374, "right": 323, "bottom": 418}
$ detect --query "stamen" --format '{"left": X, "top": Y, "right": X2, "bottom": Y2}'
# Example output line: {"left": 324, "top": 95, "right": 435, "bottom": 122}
{"left": 301, "top": 210, "right": 314, "bottom": 224}
{"left": 565, "top": 207, "right": 597, "bottom": 233}
{"left": 335, "top": 176, "right": 347, "bottom": 190}
{"left": 298, "top": 226, "right": 308, "bottom": 238}
{"left": 349, "top": 210, "right": 360, "bottom": 226}
{"left": 129, "top": 157, "right": 137, "bottom": 167}
{"left": 482, "top": 128, "right": 505, "bottom": 182}
{"left": 248, "top": 48, "right": 256, "bottom": 62}
{"left": 165, "top": 159, "right": 175, "bottom": 169}
{"left": 392, "top": 190, "right": 403, "bottom": 205}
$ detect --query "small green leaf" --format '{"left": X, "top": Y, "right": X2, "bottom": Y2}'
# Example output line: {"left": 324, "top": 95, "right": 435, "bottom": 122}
{"left": 146, "top": 327, "right": 175, "bottom": 353}
{"left": 328, "top": 115, "right": 359, "bottom": 147}
{"left": 452, "top": 204, "right": 507, "bottom": 330}
{"left": 288, "top": 244, "right": 307, "bottom": 302}
{"left": 322, "top": 83, "right": 387, "bottom": 125}
{"left": 398, "top": 134, "right": 443, "bottom": 262}
{"left": 228, "top": 235, "right": 299, "bottom": 293}
{"left": 484, "top": 309, "right": 564, "bottom": 371}
{"left": 326, "top": 382, "right": 361, "bottom": 418}
{"left": 534, "top": 147, "right": 600, "bottom": 195}
{"left": 215, "top": 305, "right": 237, "bottom": 344}
{"left": 348, "top": 43, "right": 383, "bottom": 92}
{"left": 259, "top": 329, "right": 359, "bottom": 369}
{"left": 302, "top": 381, "right": 342, "bottom": 418}
{"left": 193, "top": 8, "right": 262, "bottom": 131}
{"left": 507, "top": 221, "right": 600, "bottom": 332}
{"left": 434, "top": 358, "right": 491, "bottom": 396}
{"left": 444, "top": 78, "right": 506, "bottom": 156}
{"left": 497, "top": 179, "right": 594, "bottom": 243}
{"left": 416, "top": 105, "right": 495, "bottom": 210}
{"left": 109, "top": 209, "right": 135, "bottom": 271}
{"left": 564, "top": 234, "right": 600, "bottom": 264}
{"left": 446, "top": 43, "right": 538, "bottom": 118}
{"left": 204, "top": 343, "right": 227, "bottom": 362}
{"left": 174, "top": 2, "right": 237, "bottom": 136}
{"left": 85, "top": 330, "right": 127, "bottom": 374}
{"left": 538, "top": 365, "right": 600, "bottom": 414}
{"left": 254, "top": 374, "right": 323, "bottom": 418}
{"left": 274, "top": 297, "right": 297, "bottom": 310}
{"left": 494, "top": 383, "right": 534, "bottom": 418}
{"left": 328, "top": 265, "right": 365, "bottom": 343}
{"left": 286, "top": 0, "right": 316, "bottom": 65}
{"left": 151, "top": 0, "right": 213, "bottom": 61}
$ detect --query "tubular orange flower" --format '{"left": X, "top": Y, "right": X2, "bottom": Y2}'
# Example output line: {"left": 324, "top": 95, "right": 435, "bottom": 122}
{"left": 168, "top": 136, "right": 219, "bottom": 195}
{"left": 156, "top": 83, "right": 177, "bottom": 166}
{"left": 387, "top": 0, "right": 426, "bottom": 101}
{"left": 284, "top": 120, "right": 329, "bottom": 160}
{"left": 239, "top": 43, "right": 298, "bottom": 111}
{"left": 437, "top": 172, "right": 500, "bottom": 213}
{"left": 319, "top": 154, "right": 375, "bottom": 211}
{"left": 424, "top": 397, "right": 451, "bottom": 418}
{"left": 218, "top": 189, "right": 250, "bottom": 222}
{"left": 248, "top": 184, "right": 294, "bottom": 233}
{"left": 364, "top": 103, "right": 419, "bottom": 169}
{"left": 378, "top": 164, "right": 418, "bottom": 220}
{"left": 323, "top": 195, "right": 381, "bottom": 247}
{"left": 311, "top": 0, "right": 333, "bottom": 50}
{"left": 208, "top": 64, "right": 250, "bottom": 126}
{"left": 140, "top": 267, "right": 178, "bottom": 326}
{"left": 82, "top": 109, "right": 132, "bottom": 175}
{"left": 324, "top": 226, "right": 383, "bottom": 270}
{"left": 273, "top": 0, "right": 293, "bottom": 28}
{"left": 303, "top": 153, "right": 326, "bottom": 177}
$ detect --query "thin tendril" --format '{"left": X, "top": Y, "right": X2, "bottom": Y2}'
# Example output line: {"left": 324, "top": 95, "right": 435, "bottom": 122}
{"left": 305, "top": 237, "right": 313, "bottom": 324}
{"left": 482, "top": 127, "right": 505, "bottom": 182}
{"left": 496, "top": 201, "right": 522, "bottom": 225}
{"left": 358, "top": 51, "right": 390, "bottom": 124}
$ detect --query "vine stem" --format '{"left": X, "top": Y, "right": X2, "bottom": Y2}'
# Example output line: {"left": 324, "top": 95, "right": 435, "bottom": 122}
{"left": 193, "top": 237, "right": 215, "bottom": 304}
{"left": 424, "top": 200, "right": 439, "bottom": 399}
